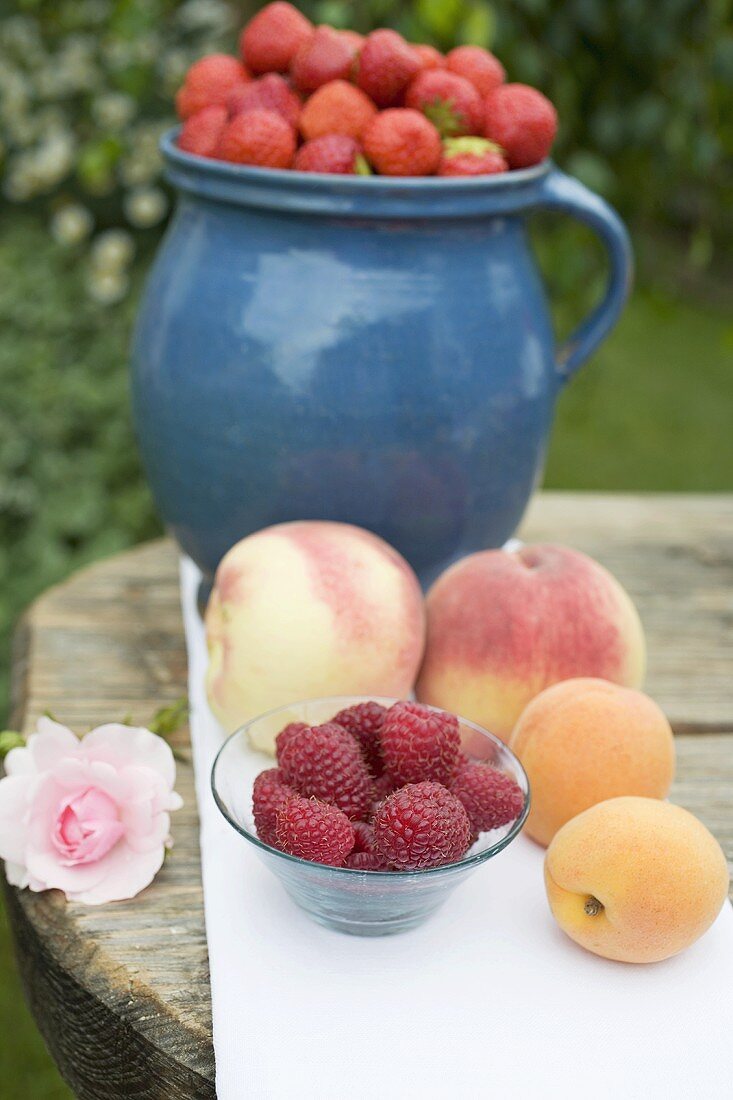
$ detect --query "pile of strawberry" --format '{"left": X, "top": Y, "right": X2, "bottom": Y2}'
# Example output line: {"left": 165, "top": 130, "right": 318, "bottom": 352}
{"left": 252, "top": 700, "right": 525, "bottom": 870}
{"left": 176, "top": 2, "right": 557, "bottom": 177}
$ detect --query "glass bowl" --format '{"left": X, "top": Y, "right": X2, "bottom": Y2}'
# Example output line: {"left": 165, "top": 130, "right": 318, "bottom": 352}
{"left": 211, "top": 696, "right": 530, "bottom": 936}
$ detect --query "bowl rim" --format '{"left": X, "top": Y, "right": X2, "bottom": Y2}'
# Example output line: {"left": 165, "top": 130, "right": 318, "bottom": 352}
{"left": 210, "top": 695, "right": 531, "bottom": 878}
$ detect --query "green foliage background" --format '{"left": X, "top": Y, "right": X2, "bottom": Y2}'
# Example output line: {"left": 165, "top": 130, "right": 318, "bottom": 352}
{"left": 0, "top": 2, "right": 732, "bottom": 1097}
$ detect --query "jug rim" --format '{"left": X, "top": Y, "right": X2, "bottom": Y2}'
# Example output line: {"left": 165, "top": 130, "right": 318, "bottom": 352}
{"left": 161, "top": 127, "right": 552, "bottom": 218}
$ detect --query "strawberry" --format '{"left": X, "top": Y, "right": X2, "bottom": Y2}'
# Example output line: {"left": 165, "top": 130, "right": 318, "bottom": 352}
{"left": 445, "top": 45, "right": 505, "bottom": 97}
{"left": 415, "top": 44, "right": 445, "bottom": 72}
{"left": 290, "top": 25, "right": 358, "bottom": 94}
{"left": 298, "top": 79, "right": 377, "bottom": 141}
{"left": 438, "top": 136, "right": 508, "bottom": 176}
{"left": 363, "top": 108, "right": 442, "bottom": 177}
{"left": 216, "top": 108, "right": 296, "bottom": 168}
{"left": 240, "top": 2, "right": 313, "bottom": 75}
{"left": 356, "top": 29, "right": 421, "bottom": 108}
{"left": 227, "top": 73, "right": 301, "bottom": 129}
{"left": 339, "top": 30, "right": 365, "bottom": 51}
{"left": 294, "top": 135, "right": 369, "bottom": 175}
{"left": 175, "top": 54, "right": 251, "bottom": 120}
{"left": 178, "top": 105, "right": 228, "bottom": 157}
{"left": 405, "top": 69, "right": 484, "bottom": 137}
{"left": 485, "top": 83, "right": 558, "bottom": 168}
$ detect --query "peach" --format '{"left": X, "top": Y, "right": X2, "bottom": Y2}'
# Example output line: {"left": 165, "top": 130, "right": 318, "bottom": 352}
{"left": 415, "top": 543, "right": 645, "bottom": 742}
{"left": 205, "top": 521, "right": 425, "bottom": 747}
{"left": 545, "top": 796, "right": 729, "bottom": 963}
{"left": 510, "top": 678, "right": 675, "bottom": 846}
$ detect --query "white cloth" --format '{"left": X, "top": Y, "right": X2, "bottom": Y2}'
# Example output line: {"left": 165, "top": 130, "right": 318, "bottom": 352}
{"left": 181, "top": 556, "right": 733, "bottom": 1100}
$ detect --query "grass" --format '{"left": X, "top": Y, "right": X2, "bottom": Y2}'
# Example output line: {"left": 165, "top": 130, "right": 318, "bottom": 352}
{"left": 546, "top": 288, "right": 733, "bottom": 491}
{"left": 0, "top": 212, "right": 731, "bottom": 1096}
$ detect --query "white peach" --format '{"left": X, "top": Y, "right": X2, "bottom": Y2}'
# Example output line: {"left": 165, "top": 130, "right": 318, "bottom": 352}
{"left": 205, "top": 521, "right": 425, "bottom": 747}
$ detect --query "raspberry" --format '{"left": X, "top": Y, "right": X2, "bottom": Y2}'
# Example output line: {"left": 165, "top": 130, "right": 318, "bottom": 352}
{"left": 298, "top": 80, "right": 377, "bottom": 142}
{"left": 363, "top": 109, "right": 441, "bottom": 177}
{"left": 356, "top": 29, "right": 421, "bottom": 108}
{"left": 351, "top": 821, "right": 377, "bottom": 853}
{"left": 216, "top": 109, "right": 296, "bottom": 168}
{"left": 380, "top": 701, "right": 461, "bottom": 785}
{"left": 278, "top": 722, "right": 373, "bottom": 820}
{"left": 240, "top": 2, "right": 313, "bottom": 75}
{"left": 438, "top": 136, "right": 508, "bottom": 177}
{"left": 252, "top": 767, "right": 297, "bottom": 847}
{"left": 450, "top": 763, "right": 525, "bottom": 833}
{"left": 332, "top": 701, "right": 387, "bottom": 776}
{"left": 275, "top": 721, "right": 309, "bottom": 760}
{"left": 371, "top": 772, "right": 398, "bottom": 812}
{"left": 485, "top": 83, "right": 557, "bottom": 168}
{"left": 415, "top": 44, "right": 445, "bottom": 72}
{"left": 373, "top": 782, "right": 471, "bottom": 870}
{"left": 178, "top": 106, "right": 228, "bottom": 158}
{"left": 227, "top": 73, "right": 301, "bottom": 129}
{"left": 175, "top": 54, "right": 251, "bottom": 120}
{"left": 275, "top": 795, "right": 354, "bottom": 866}
{"left": 405, "top": 70, "right": 484, "bottom": 137}
{"left": 445, "top": 45, "right": 505, "bottom": 97}
{"left": 290, "top": 25, "right": 358, "bottom": 94}
{"left": 345, "top": 850, "right": 391, "bottom": 870}
{"left": 294, "top": 135, "right": 367, "bottom": 175}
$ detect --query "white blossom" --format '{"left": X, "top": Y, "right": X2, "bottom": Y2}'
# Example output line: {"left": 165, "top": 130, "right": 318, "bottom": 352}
{"left": 176, "top": 0, "right": 235, "bottom": 32}
{"left": 124, "top": 187, "right": 168, "bottom": 228}
{"left": 3, "top": 166, "right": 35, "bottom": 201}
{"left": 32, "top": 132, "right": 76, "bottom": 188}
{"left": 92, "top": 93, "right": 137, "bottom": 131}
{"left": 50, "top": 204, "right": 94, "bottom": 246}
{"left": 87, "top": 268, "right": 130, "bottom": 305}
{"left": 91, "top": 229, "right": 136, "bottom": 271}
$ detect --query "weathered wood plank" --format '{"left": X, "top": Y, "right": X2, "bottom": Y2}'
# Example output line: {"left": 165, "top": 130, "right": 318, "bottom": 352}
{"left": 6, "top": 540, "right": 215, "bottom": 1098}
{"left": 4, "top": 493, "right": 733, "bottom": 1098}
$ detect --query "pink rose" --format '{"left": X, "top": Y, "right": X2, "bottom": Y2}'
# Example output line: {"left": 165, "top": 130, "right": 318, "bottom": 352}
{"left": 0, "top": 717, "right": 183, "bottom": 905}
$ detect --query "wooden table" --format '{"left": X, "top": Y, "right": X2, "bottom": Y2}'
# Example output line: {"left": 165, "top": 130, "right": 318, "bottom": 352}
{"left": 5, "top": 492, "right": 733, "bottom": 1099}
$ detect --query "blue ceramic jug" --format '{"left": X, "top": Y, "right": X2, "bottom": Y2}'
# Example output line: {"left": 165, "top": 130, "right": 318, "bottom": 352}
{"left": 132, "top": 131, "right": 632, "bottom": 588}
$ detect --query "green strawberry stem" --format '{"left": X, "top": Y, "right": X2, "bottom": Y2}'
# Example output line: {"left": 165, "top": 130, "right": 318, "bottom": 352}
{"left": 442, "top": 136, "right": 505, "bottom": 158}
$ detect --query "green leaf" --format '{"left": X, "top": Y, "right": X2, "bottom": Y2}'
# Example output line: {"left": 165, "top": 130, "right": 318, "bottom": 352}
{"left": 148, "top": 696, "right": 189, "bottom": 739}
{"left": 0, "top": 731, "right": 26, "bottom": 759}
{"left": 459, "top": 1, "right": 495, "bottom": 47}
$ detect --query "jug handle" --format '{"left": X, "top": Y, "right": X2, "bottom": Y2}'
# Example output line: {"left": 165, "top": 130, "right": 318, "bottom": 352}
{"left": 529, "top": 166, "right": 634, "bottom": 380}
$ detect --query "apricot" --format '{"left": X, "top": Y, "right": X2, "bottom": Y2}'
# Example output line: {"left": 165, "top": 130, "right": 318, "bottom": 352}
{"left": 545, "top": 797, "right": 729, "bottom": 963}
{"left": 510, "top": 678, "right": 675, "bottom": 846}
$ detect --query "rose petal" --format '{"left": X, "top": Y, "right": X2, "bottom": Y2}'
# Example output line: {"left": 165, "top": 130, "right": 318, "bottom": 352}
{"left": 28, "top": 719, "right": 80, "bottom": 771}
{"left": 52, "top": 788, "right": 125, "bottom": 866}
{"left": 50, "top": 757, "right": 91, "bottom": 790}
{"left": 64, "top": 840, "right": 165, "bottom": 905}
{"left": 2, "top": 719, "right": 180, "bottom": 903}
{"left": 26, "top": 835, "right": 115, "bottom": 894}
{"left": 5, "top": 860, "right": 31, "bottom": 889}
{"left": 3, "top": 745, "right": 35, "bottom": 777}
{"left": 82, "top": 725, "right": 177, "bottom": 788}
{"left": 0, "top": 775, "right": 31, "bottom": 865}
